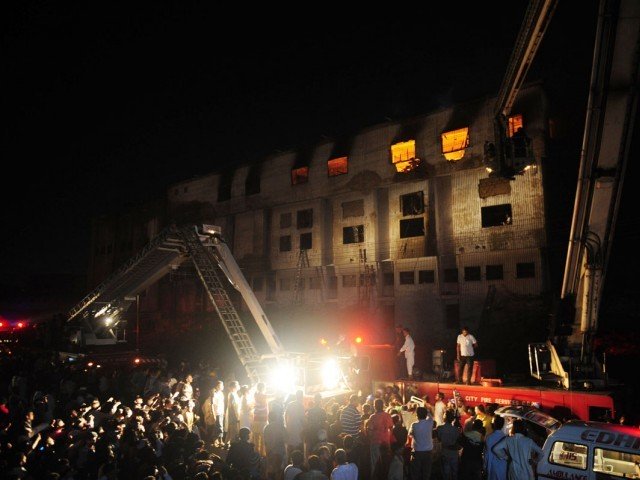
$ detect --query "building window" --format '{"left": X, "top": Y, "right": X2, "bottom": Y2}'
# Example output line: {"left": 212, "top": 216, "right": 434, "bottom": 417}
{"left": 486, "top": 264, "right": 504, "bottom": 280}
{"left": 343, "top": 275, "right": 357, "bottom": 287}
{"left": 297, "top": 209, "right": 313, "bottom": 229}
{"left": 419, "top": 270, "right": 435, "bottom": 283}
{"left": 309, "top": 277, "right": 321, "bottom": 289}
{"left": 390, "top": 139, "right": 416, "bottom": 172}
{"left": 291, "top": 166, "right": 309, "bottom": 185}
{"left": 516, "top": 262, "right": 535, "bottom": 279}
{"left": 300, "top": 232, "right": 312, "bottom": 250}
{"left": 279, "top": 235, "right": 291, "bottom": 252}
{"left": 327, "top": 276, "right": 338, "bottom": 299}
{"left": 253, "top": 277, "right": 264, "bottom": 291}
{"left": 446, "top": 303, "right": 460, "bottom": 329}
{"left": 399, "top": 271, "right": 415, "bottom": 285}
{"left": 383, "top": 273, "right": 395, "bottom": 286}
{"left": 295, "top": 278, "right": 305, "bottom": 290}
{"left": 343, "top": 225, "right": 365, "bottom": 244}
{"left": 280, "top": 212, "right": 292, "bottom": 229}
{"left": 401, "top": 191, "right": 424, "bottom": 216}
{"left": 400, "top": 218, "right": 424, "bottom": 238}
{"left": 441, "top": 127, "right": 469, "bottom": 161}
{"left": 464, "top": 266, "right": 481, "bottom": 282}
{"left": 280, "top": 278, "right": 292, "bottom": 291}
{"left": 342, "top": 199, "right": 364, "bottom": 218}
{"left": 218, "top": 171, "right": 233, "bottom": 202}
{"left": 508, "top": 114, "right": 524, "bottom": 138}
{"left": 245, "top": 169, "right": 260, "bottom": 195}
{"left": 444, "top": 268, "right": 458, "bottom": 283}
{"left": 481, "top": 204, "right": 513, "bottom": 228}
{"left": 328, "top": 157, "right": 348, "bottom": 176}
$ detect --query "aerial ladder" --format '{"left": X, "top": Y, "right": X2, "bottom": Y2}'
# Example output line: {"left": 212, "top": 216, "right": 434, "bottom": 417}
{"left": 67, "top": 224, "right": 288, "bottom": 384}
{"left": 527, "top": 0, "right": 640, "bottom": 388}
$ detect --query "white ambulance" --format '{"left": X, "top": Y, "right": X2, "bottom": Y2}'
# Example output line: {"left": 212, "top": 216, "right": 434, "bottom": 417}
{"left": 537, "top": 420, "right": 640, "bottom": 479}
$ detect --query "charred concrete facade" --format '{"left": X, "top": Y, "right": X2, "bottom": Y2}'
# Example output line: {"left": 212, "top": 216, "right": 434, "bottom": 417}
{"left": 86, "top": 85, "right": 550, "bottom": 366}
{"left": 164, "top": 85, "right": 549, "bottom": 354}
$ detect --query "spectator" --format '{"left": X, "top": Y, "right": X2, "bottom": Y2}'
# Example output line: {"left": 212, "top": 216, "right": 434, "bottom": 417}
{"left": 340, "top": 395, "right": 361, "bottom": 437}
{"left": 226, "top": 381, "right": 240, "bottom": 446}
{"left": 284, "top": 449, "right": 304, "bottom": 480}
{"left": 493, "top": 419, "right": 543, "bottom": 480}
{"left": 459, "top": 419, "right": 484, "bottom": 480}
{"left": 484, "top": 415, "right": 507, "bottom": 480}
{"left": 298, "top": 454, "right": 329, "bottom": 480}
{"left": 252, "top": 382, "right": 269, "bottom": 456}
{"left": 264, "top": 409, "right": 287, "bottom": 480}
{"left": 331, "top": 448, "right": 358, "bottom": 480}
{"left": 365, "top": 398, "right": 393, "bottom": 475}
{"left": 285, "top": 390, "right": 305, "bottom": 455}
{"left": 437, "top": 410, "right": 460, "bottom": 480}
{"left": 226, "top": 427, "right": 261, "bottom": 479}
{"left": 408, "top": 406, "right": 434, "bottom": 480}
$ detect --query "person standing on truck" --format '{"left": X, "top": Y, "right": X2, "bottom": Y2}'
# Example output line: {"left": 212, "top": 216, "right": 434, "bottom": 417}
{"left": 397, "top": 328, "right": 415, "bottom": 379}
{"left": 492, "top": 419, "right": 542, "bottom": 480}
{"left": 456, "top": 327, "right": 478, "bottom": 385}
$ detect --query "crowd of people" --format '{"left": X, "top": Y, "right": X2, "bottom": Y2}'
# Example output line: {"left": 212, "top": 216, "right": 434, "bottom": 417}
{"left": 1, "top": 347, "right": 546, "bottom": 480}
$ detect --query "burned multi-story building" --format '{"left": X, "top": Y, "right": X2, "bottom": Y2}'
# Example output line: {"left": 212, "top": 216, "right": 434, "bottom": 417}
{"left": 87, "top": 84, "right": 551, "bottom": 367}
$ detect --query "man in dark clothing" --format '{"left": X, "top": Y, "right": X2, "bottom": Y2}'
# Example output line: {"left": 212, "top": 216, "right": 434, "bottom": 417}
{"left": 226, "top": 427, "right": 261, "bottom": 479}
{"left": 297, "top": 455, "right": 329, "bottom": 480}
{"left": 437, "top": 410, "right": 461, "bottom": 480}
{"left": 459, "top": 419, "right": 484, "bottom": 480}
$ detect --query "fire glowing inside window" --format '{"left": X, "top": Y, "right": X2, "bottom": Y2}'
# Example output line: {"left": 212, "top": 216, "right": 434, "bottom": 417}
{"left": 508, "top": 114, "right": 524, "bottom": 138}
{"left": 291, "top": 167, "right": 309, "bottom": 185}
{"left": 441, "top": 127, "right": 469, "bottom": 161}
{"left": 328, "top": 157, "right": 348, "bottom": 176}
{"left": 391, "top": 140, "right": 416, "bottom": 172}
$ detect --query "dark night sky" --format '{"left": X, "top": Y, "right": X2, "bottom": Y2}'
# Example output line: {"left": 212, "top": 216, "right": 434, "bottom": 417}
{"left": 3, "top": 1, "right": 636, "bottom": 321}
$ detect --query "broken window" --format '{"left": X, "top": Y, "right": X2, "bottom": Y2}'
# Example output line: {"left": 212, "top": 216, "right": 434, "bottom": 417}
{"left": 300, "top": 232, "right": 312, "bottom": 250}
{"left": 445, "top": 303, "right": 460, "bottom": 329}
{"left": 328, "top": 157, "right": 348, "bottom": 176}
{"left": 343, "top": 275, "right": 357, "bottom": 287}
{"left": 327, "top": 276, "right": 338, "bottom": 298}
{"left": 441, "top": 127, "right": 469, "bottom": 161}
{"left": 253, "top": 277, "right": 264, "bottom": 291}
{"left": 280, "top": 212, "right": 292, "bottom": 228}
{"left": 516, "top": 262, "right": 535, "bottom": 279}
{"left": 245, "top": 167, "right": 261, "bottom": 195}
{"left": 343, "top": 225, "right": 365, "bottom": 244}
{"left": 481, "top": 204, "right": 513, "bottom": 228}
{"left": 401, "top": 192, "right": 424, "bottom": 216}
{"left": 391, "top": 139, "right": 417, "bottom": 172}
{"left": 400, "top": 218, "right": 424, "bottom": 238}
{"left": 279, "top": 235, "right": 291, "bottom": 252}
{"left": 297, "top": 209, "right": 313, "bottom": 229}
{"left": 419, "top": 270, "right": 435, "bottom": 284}
{"left": 486, "top": 264, "right": 504, "bottom": 280}
{"left": 342, "top": 199, "right": 364, "bottom": 218}
{"left": 291, "top": 166, "right": 309, "bottom": 185}
{"left": 464, "top": 266, "right": 481, "bottom": 282}
{"left": 508, "top": 114, "right": 524, "bottom": 138}
{"left": 280, "top": 278, "right": 292, "bottom": 291}
{"left": 444, "top": 268, "right": 458, "bottom": 283}
{"left": 399, "top": 271, "right": 415, "bottom": 285}
{"left": 383, "top": 273, "right": 395, "bottom": 286}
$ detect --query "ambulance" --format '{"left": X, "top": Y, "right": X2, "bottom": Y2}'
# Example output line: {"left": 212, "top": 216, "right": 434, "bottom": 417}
{"left": 536, "top": 421, "right": 640, "bottom": 479}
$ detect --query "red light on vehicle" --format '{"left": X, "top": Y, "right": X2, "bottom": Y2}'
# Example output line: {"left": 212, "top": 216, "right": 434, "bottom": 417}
{"left": 0, "top": 322, "right": 4, "bottom": 327}
{"left": 134, "top": 358, "right": 141, "bottom": 364}
{"left": 17, "top": 322, "right": 24, "bottom": 328}
{"left": 87, "top": 362, "right": 94, "bottom": 367}
{"left": 355, "top": 336, "right": 363, "bottom": 344}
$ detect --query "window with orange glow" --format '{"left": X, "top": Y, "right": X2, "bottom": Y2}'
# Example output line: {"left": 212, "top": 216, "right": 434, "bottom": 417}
{"left": 391, "top": 140, "right": 416, "bottom": 172}
{"left": 441, "top": 127, "right": 469, "bottom": 161}
{"left": 508, "top": 114, "right": 524, "bottom": 137}
{"left": 328, "top": 157, "right": 348, "bottom": 176}
{"left": 291, "top": 166, "right": 309, "bottom": 185}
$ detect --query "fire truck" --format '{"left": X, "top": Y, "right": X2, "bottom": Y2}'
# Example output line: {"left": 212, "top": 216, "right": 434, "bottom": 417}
{"left": 66, "top": 224, "right": 352, "bottom": 396}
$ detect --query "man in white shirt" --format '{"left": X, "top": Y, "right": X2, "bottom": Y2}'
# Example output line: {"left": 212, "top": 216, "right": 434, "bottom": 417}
{"left": 456, "top": 326, "right": 478, "bottom": 385}
{"left": 211, "top": 380, "right": 225, "bottom": 447}
{"left": 331, "top": 448, "right": 358, "bottom": 480}
{"left": 433, "top": 392, "right": 446, "bottom": 426}
{"left": 398, "top": 327, "right": 415, "bottom": 379}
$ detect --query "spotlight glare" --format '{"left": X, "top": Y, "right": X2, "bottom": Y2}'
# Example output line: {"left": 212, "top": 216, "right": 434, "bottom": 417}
{"left": 104, "top": 317, "right": 113, "bottom": 326}
{"left": 268, "top": 363, "right": 296, "bottom": 394}
{"left": 486, "top": 167, "right": 493, "bottom": 173}
{"left": 355, "top": 336, "right": 363, "bottom": 344}
{"left": 321, "top": 359, "right": 341, "bottom": 390}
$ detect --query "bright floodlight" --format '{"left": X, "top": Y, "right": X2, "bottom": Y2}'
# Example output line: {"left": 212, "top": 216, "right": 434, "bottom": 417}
{"left": 268, "top": 363, "right": 296, "bottom": 394}
{"left": 104, "top": 317, "right": 113, "bottom": 326}
{"left": 322, "top": 359, "right": 341, "bottom": 390}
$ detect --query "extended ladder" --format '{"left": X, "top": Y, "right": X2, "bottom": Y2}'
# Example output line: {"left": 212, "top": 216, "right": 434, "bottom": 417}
{"left": 293, "top": 249, "right": 310, "bottom": 304}
{"left": 178, "top": 227, "right": 265, "bottom": 383}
